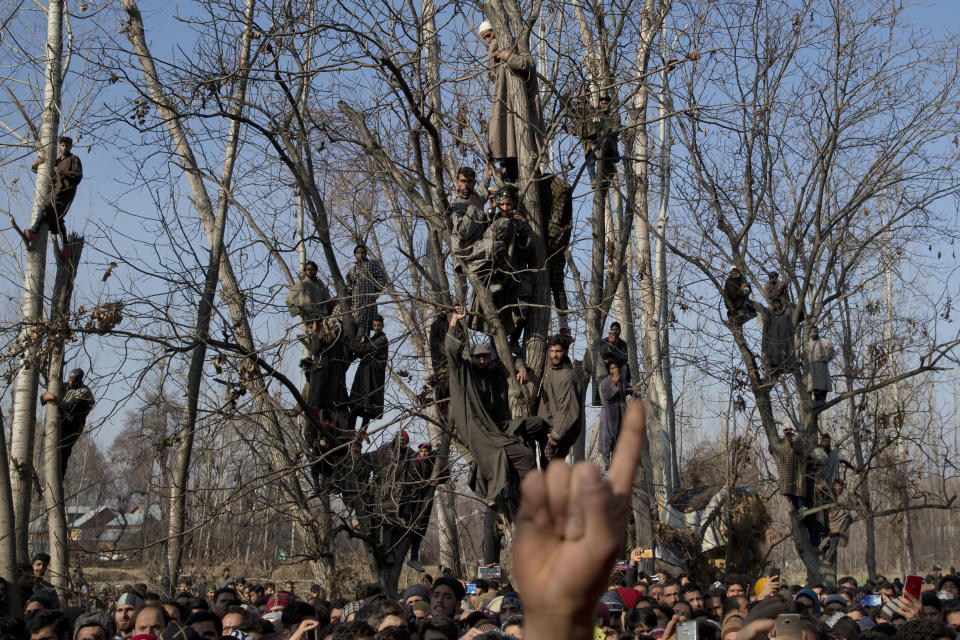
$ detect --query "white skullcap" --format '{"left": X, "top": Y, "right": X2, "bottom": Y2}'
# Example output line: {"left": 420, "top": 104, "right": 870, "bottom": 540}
{"left": 478, "top": 21, "right": 493, "bottom": 36}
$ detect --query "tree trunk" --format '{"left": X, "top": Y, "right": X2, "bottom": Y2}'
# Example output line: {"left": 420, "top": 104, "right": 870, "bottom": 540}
{"left": 40, "top": 234, "right": 83, "bottom": 603}
{"left": 120, "top": 0, "right": 257, "bottom": 586}
{"left": 628, "top": 0, "right": 672, "bottom": 509}
{"left": 653, "top": 41, "right": 679, "bottom": 486}
{"left": 0, "top": 409, "right": 22, "bottom": 614}
{"left": 10, "top": 0, "right": 66, "bottom": 565}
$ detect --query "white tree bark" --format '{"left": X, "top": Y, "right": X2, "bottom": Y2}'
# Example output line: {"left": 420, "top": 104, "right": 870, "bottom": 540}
{"left": 10, "top": 0, "right": 65, "bottom": 564}
{"left": 40, "top": 236, "right": 83, "bottom": 602}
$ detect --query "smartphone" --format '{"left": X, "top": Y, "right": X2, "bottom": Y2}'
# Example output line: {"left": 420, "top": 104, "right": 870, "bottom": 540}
{"left": 676, "top": 620, "right": 697, "bottom": 640}
{"left": 774, "top": 613, "right": 802, "bottom": 640}
{"left": 860, "top": 594, "right": 882, "bottom": 607}
{"left": 465, "top": 583, "right": 477, "bottom": 595}
{"left": 769, "top": 566, "right": 781, "bottom": 579}
{"left": 905, "top": 575, "right": 922, "bottom": 600}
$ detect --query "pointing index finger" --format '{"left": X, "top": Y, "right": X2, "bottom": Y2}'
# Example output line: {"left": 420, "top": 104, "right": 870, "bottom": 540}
{"left": 608, "top": 401, "right": 646, "bottom": 503}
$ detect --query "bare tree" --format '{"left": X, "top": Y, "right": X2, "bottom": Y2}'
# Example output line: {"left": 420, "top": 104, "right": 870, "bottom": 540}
{"left": 664, "top": 0, "right": 960, "bottom": 581}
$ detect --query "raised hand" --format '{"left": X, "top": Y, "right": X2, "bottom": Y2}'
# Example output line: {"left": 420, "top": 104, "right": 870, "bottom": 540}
{"left": 513, "top": 402, "right": 646, "bottom": 640}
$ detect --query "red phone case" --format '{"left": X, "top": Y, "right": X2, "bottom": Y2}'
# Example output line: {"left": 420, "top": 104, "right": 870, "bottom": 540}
{"left": 905, "top": 575, "right": 922, "bottom": 600}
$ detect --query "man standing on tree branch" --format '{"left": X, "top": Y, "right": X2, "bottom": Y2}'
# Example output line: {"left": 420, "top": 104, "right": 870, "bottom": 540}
{"left": 25, "top": 135, "right": 83, "bottom": 247}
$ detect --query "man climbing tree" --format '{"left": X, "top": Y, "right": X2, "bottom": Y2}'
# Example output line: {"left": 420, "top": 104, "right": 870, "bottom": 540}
{"left": 40, "top": 368, "right": 95, "bottom": 478}
{"left": 24, "top": 135, "right": 82, "bottom": 246}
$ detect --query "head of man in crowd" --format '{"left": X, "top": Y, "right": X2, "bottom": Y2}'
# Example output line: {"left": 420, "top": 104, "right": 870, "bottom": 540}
{"left": 114, "top": 592, "right": 144, "bottom": 639}
{"left": 25, "top": 594, "right": 52, "bottom": 617}
{"left": 494, "top": 188, "right": 516, "bottom": 217}
{"left": 548, "top": 335, "right": 568, "bottom": 367}
{"left": 810, "top": 324, "right": 820, "bottom": 341}
{"left": 27, "top": 610, "right": 70, "bottom": 640}
{"left": 470, "top": 342, "right": 492, "bottom": 369}
{"left": 31, "top": 553, "right": 50, "bottom": 579}
{"left": 725, "top": 577, "right": 746, "bottom": 598}
{"left": 478, "top": 21, "right": 495, "bottom": 45}
{"left": 499, "top": 592, "right": 522, "bottom": 624}
{"left": 430, "top": 577, "right": 465, "bottom": 619}
{"left": 304, "top": 261, "right": 319, "bottom": 281}
{"left": 267, "top": 591, "right": 293, "bottom": 614}
{"left": 661, "top": 579, "right": 681, "bottom": 606}
{"left": 607, "top": 322, "right": 621, "bottom": 344}
{"left": 221, "top": 604, "right": 250, "bottom": 637}
{"left": 372, "top": 315, "right": 384, "bottom": 335}
{"left": 186, "top": 610, "right": 222, "bottom": 640}
{"left": 133, "top": 604, "right": 169, "bottom": 637}
{"left": 819, "top": 432, "right": 832, "bottom": 452}
{"left": 213, "top": 587, "right": 240, "bottom": 617}
{"left": 416, "top": 443, "right": 432, "bottom": 460}
{"left": 456, "top": 167, "right": 477, "bottom": 198}
{"left": 73, "top": 615, "right": 109, "bottom": 640}
{"left": 647, "top": 583, "right": 663, "bottom": 603}
{"left": 354, "top": 244, "right": 368, "bottom": 263}
{"left": 681, "top": 585, "right": 704, "bottom": 613}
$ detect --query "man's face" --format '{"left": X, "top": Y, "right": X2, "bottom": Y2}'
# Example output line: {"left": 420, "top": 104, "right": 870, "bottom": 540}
{"left": 662, "top": 584, "right": 680, "bottom": 606}
{"left": 222, "top": 613, "right": 244, "bottom": 636}
{"left": 821, "top": 436, "right": 831, "bottom": 451}
{"left": 824, "top": 601, "right": 844, "bottom": 615}
{"left": 481, "top": 30, "right": 495, "bottom": 44}
{"left": 456, "top": 173, "right": 476, "bottom": 197}
{"left": 115, "top": 605, "right": 136, "bottom": 632}
{"left": 944, "top": 582, "right": 960, "bottom": 598}
{"left": 304, "top": 264, "right": 318, "bottom": 280}
{"left": 810, "top": 326, "right": 819, "bottom": 340}
{"left": 134, "top": 608, "right": 166, "bottom": 637}
{"left": 673, "top": 601, "right": 692, "bottom": 621}
{"left": 648, "top": 585, "right": 662, "bottom": 602}
{"left": 600, "top": 99, "right": 611, "bottom": 110}
{"left": 923, "top": 605, "right": 941, "bottom": 621}
{"left": 794, "top": 595, "right": 816, "bottom": 615}
{"left": 683, "top": 590, "right": 703, "bottom": 611}
{"left": 705, "top": 596, "right": 722, "bottom": 618}
{"left": 355, "top": 247, "right": 368, "bottom": 262}
{"left": 25, "top": 601, "right": 45, "bottom": 616}
{"left": 29, "top": 626, "right": 61, "bottom": 640}
{"left": 945, "top": 610, "right": 960, "bottom": 631}
{"left": 499, "top": 603, "right": 522, "bottom": 622}
{"left": 33, "top": 559, "right": 47, "bottom": 576}
{"left": 548, "top": 344, "right": 566, "bottom": 366}
{"left": 59, "top": 141, "right": 71, "bottom": 155}
{"left": 214, "top": 591, "right": 236, "bottom": 615}
{"left": 417, "top": 446, "right": 431, "bottom": 459}
{"left": 372, "top": 319, "right": 383, "bottom": 333}
{"left": 834, "top": 481, "right": 843, "bottom": 494}
{"left": 405, "top": 594, "right": 425, "bottom": 606}
{"left": 608, "top": 325, "right": 620, "bottom": 342}
{"left": 161, "top": 603, "right": 181, "bottom": 622}
{"left": 430, "top": 584, "right": 459, "bottom": 618}
{"left": 471, "top": 353, "right": 490, "bottom": 369}
{"left": 285, "top": 582, "right": 295, "bottom": 592}
{"left": 192, "top": 621, "right": 219, "bottom": 640}
{"left": 75, "top": 626, "right": 108, "bottom": 640}
{"left": 726, "top": 583, "right": 744, "bottom": 598}
{"left": 497, "top": 198, "right": 516, "bottom": 215}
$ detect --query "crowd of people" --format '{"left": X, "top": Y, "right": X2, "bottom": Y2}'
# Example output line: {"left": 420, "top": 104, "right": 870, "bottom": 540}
{"left": 10, "top": 516, "right": 960, "bottom": 640}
